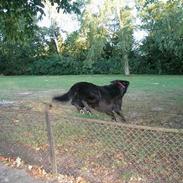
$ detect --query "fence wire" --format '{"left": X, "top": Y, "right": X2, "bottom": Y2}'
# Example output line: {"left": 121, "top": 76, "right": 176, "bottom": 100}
{"left": 0, "top": 107, "right": 183, "bottom": 183}
{"left": 52, "top": 116, "right": 183, "bottom": 183}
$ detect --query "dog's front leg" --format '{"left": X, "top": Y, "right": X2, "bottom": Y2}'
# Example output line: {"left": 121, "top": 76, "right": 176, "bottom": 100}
{"left": 115, "top": 111, "right": 126, "bottom": 122}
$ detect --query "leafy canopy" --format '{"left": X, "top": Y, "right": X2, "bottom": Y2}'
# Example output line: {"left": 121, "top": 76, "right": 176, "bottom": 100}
{"left": 0, "top": 0, "right": 81, "bottom": 41}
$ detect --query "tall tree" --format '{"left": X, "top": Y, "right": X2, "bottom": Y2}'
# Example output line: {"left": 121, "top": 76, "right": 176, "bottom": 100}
{"left": 79, "top": 0, "right": 134, "bottom": 75}
{"left": 136, "top": 0, "right": 183, "bottom": 73}
{"left": 116, "top": 3, "right": 133, "bottom": 75}
{"left": 46, "top": 0, "right": 64, "bottom": 54}
{"left": 0, "top": 0, "right": 81, "bottom": 42}
{"left": 80, "top": 0, "right": 108, "bottom": 65}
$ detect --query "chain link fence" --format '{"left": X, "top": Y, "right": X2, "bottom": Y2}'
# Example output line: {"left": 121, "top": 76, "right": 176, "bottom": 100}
{"left": 0, "top": 106, "right": 183, "bottom": 183}
{"left": 0, "top": 107, "right": 51, "bottom": 171}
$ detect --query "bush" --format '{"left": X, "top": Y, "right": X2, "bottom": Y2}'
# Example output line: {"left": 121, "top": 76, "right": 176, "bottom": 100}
{"left": 28, "top": 55, "right": 123, "bottom": 75}
{"left": 29, "top": 55, "right": 83, "bottom": 75}
{"left": 92, "top": 57, "right": 123, "bottom": 74}
{"left": 0, "top": 56, "right": 34, "bottom": 75}
{"left": 129, "top": 55, "right": 183, "bottom": 75}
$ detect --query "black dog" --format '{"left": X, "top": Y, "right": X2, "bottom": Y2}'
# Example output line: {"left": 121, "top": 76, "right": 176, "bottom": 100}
{"left": 53, "top": 80, "right": 129, "bottom": 122}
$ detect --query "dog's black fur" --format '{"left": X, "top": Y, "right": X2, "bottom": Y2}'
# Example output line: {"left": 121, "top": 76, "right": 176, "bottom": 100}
{"left": 53, "top": 80, "right": 129, "bottom": 122}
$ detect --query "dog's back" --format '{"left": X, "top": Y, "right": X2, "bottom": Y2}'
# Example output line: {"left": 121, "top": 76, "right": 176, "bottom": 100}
{"left": 53, "top": 82, "right": 100, "bottom": 102}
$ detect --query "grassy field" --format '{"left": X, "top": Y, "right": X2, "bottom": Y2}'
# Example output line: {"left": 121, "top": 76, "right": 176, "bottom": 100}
{"left": 0, "top": 75, "right": 183, "bottom": 182}
{"left": 0, "top": 74, "right": 183, "bottom": 94}
{"left": 0, "top": 74, "right": 183, "bottom": 128}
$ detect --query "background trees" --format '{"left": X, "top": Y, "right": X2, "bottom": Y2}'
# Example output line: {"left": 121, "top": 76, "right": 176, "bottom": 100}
{"left": 0, "top": 0, "right": 81, "bottom": 42}
{"left": 135, "top": 0, "right": 183, "bottom": 74}
{"left": 0, "top": 0, "right": 182, "bottom": 75}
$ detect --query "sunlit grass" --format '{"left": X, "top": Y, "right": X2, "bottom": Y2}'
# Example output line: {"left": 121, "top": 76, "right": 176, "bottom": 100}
{"left": 0, "top": 74, "right": 183, "bottom": 100}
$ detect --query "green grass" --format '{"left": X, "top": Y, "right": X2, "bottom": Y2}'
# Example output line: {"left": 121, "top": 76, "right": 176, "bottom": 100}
{"left": 0, "top": 74, "right": 183, "bottom": 100}
{"left": 0, "top": 75, "right": 182, "bottom": 127}
{"left": 0, "top": 74, "right": 182, "bottom": 90}
{"left": 0, "top": 75, "right": 182, "bottom": 181}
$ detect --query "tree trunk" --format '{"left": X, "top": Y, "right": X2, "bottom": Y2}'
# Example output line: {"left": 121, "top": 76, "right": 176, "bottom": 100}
{"left": 123, "top": 54, "right": 130, "bottom": 76}
{"left": 53, "top": 34, "right": 60, "bottom": 54}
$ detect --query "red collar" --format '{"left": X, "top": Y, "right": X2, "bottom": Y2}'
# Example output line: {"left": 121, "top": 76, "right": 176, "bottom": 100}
{"left": 117, "top": 82, "right": 126, "bottom": 89}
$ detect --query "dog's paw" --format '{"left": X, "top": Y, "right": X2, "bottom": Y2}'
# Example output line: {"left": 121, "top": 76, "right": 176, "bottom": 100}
{"left": 111, "top": 117, "right": 117, "bottom": 122}
{"left": 86, "top": 110, "right": 92, "bottom": 116}
{"left": 79, "top": 109, "right": 85, "bottom": 115}
{"left": 120, "top": 117, "right": 127, "bottom": 123}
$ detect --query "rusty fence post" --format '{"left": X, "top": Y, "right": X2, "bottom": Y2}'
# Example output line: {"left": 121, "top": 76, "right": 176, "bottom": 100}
{"left": 45, "top": 105, "right": 57, "bottom": 174}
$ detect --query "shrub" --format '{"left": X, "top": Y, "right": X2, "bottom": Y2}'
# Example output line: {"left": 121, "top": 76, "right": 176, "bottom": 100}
{"left": 29, "top": 55, "right": 83, "bottom": 75}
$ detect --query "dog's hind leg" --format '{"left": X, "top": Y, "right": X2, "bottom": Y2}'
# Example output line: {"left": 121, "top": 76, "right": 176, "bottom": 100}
{"left": 82, "top": 100, "right": 92, "bottom": 115}
{"left": 71, "top": 98, "right": 85, "bottom": 113}
{"left": 71, "top": 97, "right": 92, "bottom": 115}
{"left": 115, "top": 111, "right": 126, "bottom": 122}
{"left": 106, "top": 111, "right": 117, "bottom": 122}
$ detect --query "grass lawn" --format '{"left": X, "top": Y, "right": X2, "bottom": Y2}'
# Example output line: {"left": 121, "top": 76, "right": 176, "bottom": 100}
{"left": 0, "top": 75, "right": 183, "bottom": 182}
{"left": 0, "top": 74, "right": 183, "bottom": 93}
{"left": 0, "top": 74, "right": 183, "bottom": 128}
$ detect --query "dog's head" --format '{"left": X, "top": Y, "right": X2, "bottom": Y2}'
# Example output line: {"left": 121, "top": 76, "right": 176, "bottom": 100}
{"left": 111, "top": 80, "right": 130, "bottom": 95}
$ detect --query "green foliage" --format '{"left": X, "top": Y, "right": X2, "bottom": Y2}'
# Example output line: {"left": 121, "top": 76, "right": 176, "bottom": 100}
{"left": 0, "top": 52, "right": 124, "bottom": 75}
{"left": 0, "top": 0, "right": 81, "bottom": 42}
{"left": 0, "top": 0, "right": 183, "bottom": 75}
{"left": 92, "top": 57, "right": 123, "bottom": 74}
{"left": 0, "top": 26, "right": 49, "bottom": 75}
{"left": 79, "top": 1, "right": 108, "bottom": 64}
{"left": 135, "top": 0, "right": 183, "bottom": 74}
{"left": 131, "top": 37, "right": 183, "bottom": 74}
{"left": 29, "top": 55, "right": 82, "bottom": 75}
{"left": 28, "top": 55, "right": 123, "bottom": 75}
{"left": 116, "top": 7, "right": 134, "bottom": 55}
{"left": 63, "top": 31, "right": 88, "bottom": 61}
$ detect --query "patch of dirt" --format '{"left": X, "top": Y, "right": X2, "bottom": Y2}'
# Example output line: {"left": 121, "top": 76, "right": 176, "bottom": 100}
{"left": 0, "top": 141, "right": 46, "bottom": 168}
{"left": 0, "top": 162, "right": 50, "bottom": 183}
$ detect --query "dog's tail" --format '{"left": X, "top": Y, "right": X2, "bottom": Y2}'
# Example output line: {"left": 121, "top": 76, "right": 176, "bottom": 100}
{"left": 52, "top": 91, "right": 70, "bottom": 102}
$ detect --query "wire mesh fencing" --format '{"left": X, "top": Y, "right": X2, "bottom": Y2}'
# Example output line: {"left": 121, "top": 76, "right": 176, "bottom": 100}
{"left": 0, "top": 106, "right": 183, "bottom": 183}
{"left": 0, "top": 107, "right": 52, "bottom": 172}
{"left": 52, "top": 116, "right": 183, "bottom": 183}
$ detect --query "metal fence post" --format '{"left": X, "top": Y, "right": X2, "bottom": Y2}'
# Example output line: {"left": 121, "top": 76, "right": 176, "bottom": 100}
{"left": 45, "top": 105, "right": 57, "bottom": 174}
